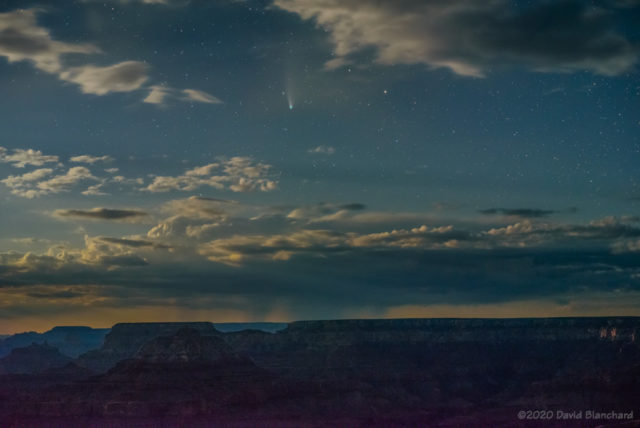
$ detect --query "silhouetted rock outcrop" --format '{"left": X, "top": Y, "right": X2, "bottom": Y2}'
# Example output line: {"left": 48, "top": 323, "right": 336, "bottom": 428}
{"left": 0, "top": 326, "right": 108, "bottom": 358}
{"left": 76, "top": 322, "right": 220, "bottom": 373}
{"left": 0, "top": 342, "right": 73, "bottom": 374}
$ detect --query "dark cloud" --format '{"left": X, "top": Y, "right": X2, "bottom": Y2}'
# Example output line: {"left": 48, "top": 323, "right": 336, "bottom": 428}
{"left": 26, "top": 289, "right": 84, "bottom": 299}
{"left": 273, "top": 0, "right": 638, "bottom": 76}
{"left": 339, "top": 203, "right": 366, "bottom": 211}
{"left": 54, "top": 208, "right": 149, "bottom": 221}
{"left": 97, "top": 237, "right": 170, "bottom": 249}
{"left": 479, "top": 208, "right": 556, "bottom": 218}
{"left": 2, "top": 245, "right": 639, "bottom": 321}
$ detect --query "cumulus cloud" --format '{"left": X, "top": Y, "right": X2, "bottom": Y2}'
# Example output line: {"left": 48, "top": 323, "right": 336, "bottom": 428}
{"left": 36, "top": 166, "right": 96, "bottom": 195}
{"left": 53, "top": 208, "right": 149, "bottom": 221}
{"left": 69, "top": 155, "right": 114, "bottom": 164}
{"left": 147, "top": 196, "right": 234, "bottom": 239}
{"left": 273, "top": 0, "right": 638, "bottom": 76}
{"left": 0, "top": 236, "right": 149, "bottom": 275}
{"left": 59, "top": 61, "right": 149, "bottom": 95}
{"left": 81, "top": 183, "right": 109, "bottom": 196}
{"left": 0, "top": 147, "right": 59, "bottom": 168}
{"left": 2, "top": 166, "right": 97, "bottom": 198}
{"left": 144, "top": 157, "right": 278, "bottom": 193}
{"left": 1, "top": 168, "right": 53, "bottom": 198}
{"left": 308, "top": 145, "right": 335, "bottom": 155}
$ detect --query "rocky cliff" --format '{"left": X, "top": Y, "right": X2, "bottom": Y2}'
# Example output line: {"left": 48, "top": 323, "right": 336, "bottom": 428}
{"left": 0, "top": 326, "right": 109, "bottom": 358}
{"left": 75, "top": 322, "right": 221, "bottom": 373}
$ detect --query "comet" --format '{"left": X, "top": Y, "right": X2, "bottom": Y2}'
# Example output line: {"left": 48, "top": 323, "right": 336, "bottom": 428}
{"left": 287, "top": 91, "right": 294, "bottom": 110}
{"left": 285, "top": 75, "right": 295, "bottom": 110}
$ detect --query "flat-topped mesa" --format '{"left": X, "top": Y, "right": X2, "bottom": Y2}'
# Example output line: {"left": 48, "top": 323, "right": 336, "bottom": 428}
{"left": 281, "top": 317, "right": 640, "bottom": 343}
{"left": 76, "top": 322, "right": 221, "bottom": 373}
{"left": 134, "top": 327, "right": 235, "bottom": 363}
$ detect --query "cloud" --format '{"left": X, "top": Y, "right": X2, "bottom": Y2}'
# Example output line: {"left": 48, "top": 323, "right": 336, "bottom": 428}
{"left": 0, "top": 9, "right": 98, "bottom": 74}
{"left": 69, "top": 155, "right": 114, "bottom": 164}
{"left": 81, "top": 183, "right": 109, "bottom": 196}
{"left": 340, "top": 203, "right": 366, "bottom": 211}
{"left": 197, "top": 224, "right": 472, "bottom": 265}
{"left": 308, "top": 145, "right": 335, "bottom": 155}
{"left": 287, "top": 202, "right": 365, "bottom": 222}
{"left": 96, "top": 236, "right": 170, "bottom": 249}
{"left": 53, "top": 208, "right": 149, "bottom": 221}
{"left": 144, "top": 157, "right": 278, "bottom": 193}
{"left": 147, "top": 196, "right": 235, "bottom": 239}
{"left": 1, "top": 168, "right": 54, "bottom": 198}
{"left": 35, "top": 166, "right": 97, "bottom": 195}
{"left": 0, "top": 238, "right": 148, "bottom": 275}
{"left": 181, "top": 89, "right": 223, "bottom": 104}
{"left": 4, "top": 211, "right": 640, "bottom": 327}
{"left": 0, "top": 10, "right": 150, "bottom": 96}
{"left": 0, "top": 8, "right": 219, "bottom": 104}
{"left": 143, "top": 86, "right": 223, "bottom": 106}
{"left": 273, "top": 0, "right": 639, "bottom": 76}
{"left": 2, "top": 166, "right": 97, "bottom": 198}
{"left": 479, "top": 208, "right": 556, "bottom": 218}
{"left": 0, "top": 147, "right": 59, "bottom": 168}
{"left": 59, "top": 61, "right": 149, "bottom": 95}
{"left": 2, "top": 168, "right": 53, "bottom": 191}
{"left": 143, "top": 85, "right": 171, "bottom": 104}
{"left": 191, "top": 214, "right": 640, "bottom": 266}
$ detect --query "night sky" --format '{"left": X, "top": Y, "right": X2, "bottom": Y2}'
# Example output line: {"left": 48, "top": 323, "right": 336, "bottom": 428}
{"left": 1, "top": 0, "right": 639, "bottom": 333}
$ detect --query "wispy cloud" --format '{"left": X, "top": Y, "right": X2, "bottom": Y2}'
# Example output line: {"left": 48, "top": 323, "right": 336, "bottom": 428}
{"left": 0, "top": 8, "right": 216, "bottom": 103}
{"left": 69, "top": 155, "right": 114, "bottom": 164}
{"left": 143, "top": 86, "right": 223, "bottom": 106}
{"left": 308, "top": 145, "right": 335, "bottom": 155}
{"left": 181, "top": 89, "right": 223, "bottom": 104}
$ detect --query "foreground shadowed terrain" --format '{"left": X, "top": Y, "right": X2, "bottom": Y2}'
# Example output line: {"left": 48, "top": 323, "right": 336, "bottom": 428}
{"left": 0, "top": 318, "right": 639, "bottom": 427}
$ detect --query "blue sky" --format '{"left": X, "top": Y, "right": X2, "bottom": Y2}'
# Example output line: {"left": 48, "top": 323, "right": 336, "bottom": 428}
{"left": 0, "top": 0, "right": 639, "bottom": 332}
